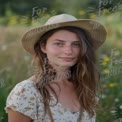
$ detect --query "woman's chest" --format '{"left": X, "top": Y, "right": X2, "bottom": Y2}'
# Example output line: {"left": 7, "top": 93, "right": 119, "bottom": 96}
{"left": 36, "top": 94, "right": 95, "bottom": 122}
{"left": 37, "top": 96, "right": 79, "bottom": 122}
{"left": 57, "top": 91, "right": 80, "bottom": 112}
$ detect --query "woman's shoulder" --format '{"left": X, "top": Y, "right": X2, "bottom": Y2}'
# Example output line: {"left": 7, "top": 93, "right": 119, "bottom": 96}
{"left": 5, "top": 76, "right": 42, "bottom": 120}
{"left": 15, "top": 76, "right": 37, "bottom": 89}
{"left": 8, "top": 76, "right": 40, "bottom": 98}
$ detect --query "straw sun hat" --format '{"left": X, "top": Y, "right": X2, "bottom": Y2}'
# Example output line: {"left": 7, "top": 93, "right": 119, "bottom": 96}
{"left": 21, "top": 14, "right": 107, "bottom": 55}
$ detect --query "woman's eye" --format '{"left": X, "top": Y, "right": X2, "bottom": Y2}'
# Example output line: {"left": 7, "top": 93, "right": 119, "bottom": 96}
{"left": 72, "top": 43, "right": 80, "bottom": 47}
{"left": 55, "top": 43, "right": 63, "bottom": 46}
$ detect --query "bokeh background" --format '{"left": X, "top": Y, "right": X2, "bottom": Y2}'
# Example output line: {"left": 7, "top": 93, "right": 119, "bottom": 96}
{"left": 0, "top": 0, "right": 122, "bottom": 122}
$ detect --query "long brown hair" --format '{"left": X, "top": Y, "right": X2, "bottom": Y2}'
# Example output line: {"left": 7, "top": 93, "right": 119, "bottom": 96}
{"left": 33, "top": 26, "right": 99, "bottom": 121}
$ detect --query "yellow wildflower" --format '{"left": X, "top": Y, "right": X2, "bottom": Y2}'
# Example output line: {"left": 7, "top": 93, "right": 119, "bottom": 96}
{"left": 79, "top": 10, "right": 85, "bottom": 16}
{"left": 89, "top": 14, "right": 97, "bottom": 19}
{"left": 109, "top": 82, "right": 115, "bottom": 88}
{"left": 104, "top": 57, "right": 110, "bottom": 62}
{"left": 8, "top": 16, "right": 18, "bottom": 25}
{"left": 101, "top": 61, "right": 107, "bottom": 66}
{"left": 103, "top": 69, "right": 110, "bottom": 74}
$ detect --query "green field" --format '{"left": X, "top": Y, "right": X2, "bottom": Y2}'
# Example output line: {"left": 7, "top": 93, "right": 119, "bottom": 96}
{"left": 0, "top": 12, "right": 122, "bottom": 122}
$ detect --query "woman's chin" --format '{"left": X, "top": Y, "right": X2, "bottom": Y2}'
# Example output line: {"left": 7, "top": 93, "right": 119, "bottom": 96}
{"left": 48, "top": 60, "right": 76, "bottom": 69}
{"left": 57, "top": 62, "right": 75, "bottom": 68}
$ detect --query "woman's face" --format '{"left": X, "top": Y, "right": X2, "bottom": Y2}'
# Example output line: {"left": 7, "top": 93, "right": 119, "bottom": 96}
{"left": 41, "top": 30, "right": 80, "bottom": 69}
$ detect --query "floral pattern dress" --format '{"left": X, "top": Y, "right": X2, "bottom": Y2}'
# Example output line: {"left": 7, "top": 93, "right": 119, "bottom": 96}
{"left": 5, "top": 79, "right": 96, "bottom": 122}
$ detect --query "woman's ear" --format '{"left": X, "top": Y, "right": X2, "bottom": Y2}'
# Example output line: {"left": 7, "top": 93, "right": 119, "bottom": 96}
{"left": 40, "top": 44, "right": 46, "bottom": 54}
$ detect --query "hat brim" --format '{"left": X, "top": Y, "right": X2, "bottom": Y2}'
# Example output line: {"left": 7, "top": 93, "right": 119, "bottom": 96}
{"left": 21, "top": 19, "right": 107, "bottom": 55}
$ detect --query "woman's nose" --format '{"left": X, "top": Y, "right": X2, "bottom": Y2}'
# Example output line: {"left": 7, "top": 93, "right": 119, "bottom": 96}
{"left": 63, "top": 45, "right": 73, "bottom": 55}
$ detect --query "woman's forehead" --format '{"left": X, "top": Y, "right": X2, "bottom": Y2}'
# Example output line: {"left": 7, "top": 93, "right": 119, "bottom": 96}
{"left": 47, "top": 30, "right": 80, "bottom": 42}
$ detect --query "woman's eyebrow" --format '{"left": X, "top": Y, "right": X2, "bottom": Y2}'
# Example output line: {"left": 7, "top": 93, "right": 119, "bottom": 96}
{"left": 54, "top": 39, "right": 80, "bottom": 43}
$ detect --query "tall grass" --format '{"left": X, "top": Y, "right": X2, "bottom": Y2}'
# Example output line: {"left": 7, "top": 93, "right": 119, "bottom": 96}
{"left": 0, "top": 26, "right": 31, "bottom": 122}
{"left": 0, "top": 13, "right": 122, "bottom": 122}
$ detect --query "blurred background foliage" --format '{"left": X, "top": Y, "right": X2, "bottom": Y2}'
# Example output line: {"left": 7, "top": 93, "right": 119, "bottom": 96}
{"left": 0, "top": 0, "right": 122, "bottom": 26}
{"left": 0, "top": 0, "right": 122, "bottom": 122}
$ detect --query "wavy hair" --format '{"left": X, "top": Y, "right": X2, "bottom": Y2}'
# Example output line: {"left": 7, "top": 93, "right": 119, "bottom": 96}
{"left": 33, "top": 26, "right": 100, "bottom": 122}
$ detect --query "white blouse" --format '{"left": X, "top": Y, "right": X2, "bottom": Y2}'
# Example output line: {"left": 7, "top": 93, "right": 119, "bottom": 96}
{"left": 5, "top": 79, "right": 96, "bottom": 122}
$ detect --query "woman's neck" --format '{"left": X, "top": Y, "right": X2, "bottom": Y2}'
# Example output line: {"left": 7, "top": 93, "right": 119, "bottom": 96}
{"left": 54, "top": 66, "right": 71, "bottom": 81}
{"left": 48, "top": 61, "right": 71, "bottom": 81}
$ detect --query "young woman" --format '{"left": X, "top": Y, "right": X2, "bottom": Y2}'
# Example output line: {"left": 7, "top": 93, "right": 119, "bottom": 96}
{"left": 5, "top": 14, "right": 107, "bottom": 122}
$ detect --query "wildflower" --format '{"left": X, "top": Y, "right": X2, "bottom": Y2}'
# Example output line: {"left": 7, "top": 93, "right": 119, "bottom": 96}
{"left": 104, "top": 57, "right": 110, "bottom": 62}
{"left": 89, "top": 14, "right": 97, "bottom": 19}
{"left": 109, "top": 82, "right": 115, "bottom": 87}
{"left": 101, "top": 57, "right": 110, "bottom": 66}
{"left": 8, "top": 16, "right": 19, "bottom": 25}
{"left": 79, "top": 10, "right": 85, "bottom": 16}
{"left": 103, "top": 69, "right": 110, "bottom": 74}
{"left": 101, "top": 61, "right": 107, "bottom": 66}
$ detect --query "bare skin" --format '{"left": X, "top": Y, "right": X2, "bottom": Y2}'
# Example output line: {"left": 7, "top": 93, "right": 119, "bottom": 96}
{"left": 7, "top": 108, "right": 32, "bottom": 122}
{"left": 48, "top": 80, "right": 80, "bottom": 112}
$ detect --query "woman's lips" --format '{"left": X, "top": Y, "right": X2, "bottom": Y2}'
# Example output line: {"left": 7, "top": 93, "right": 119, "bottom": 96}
{"left": 59, "top": 57, "right": 74, "bottom": 61}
